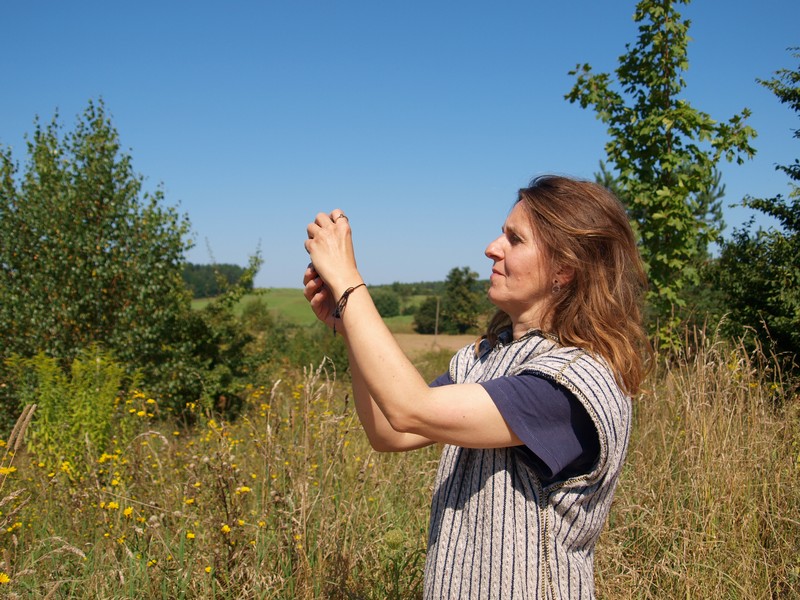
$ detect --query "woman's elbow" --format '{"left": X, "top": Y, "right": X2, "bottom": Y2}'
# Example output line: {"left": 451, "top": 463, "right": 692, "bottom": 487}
{"left": 364, "top": 433, "right": 407, "bottom": 453}
{"left": 364, "top": 425, "right": 429, "bottom": 453}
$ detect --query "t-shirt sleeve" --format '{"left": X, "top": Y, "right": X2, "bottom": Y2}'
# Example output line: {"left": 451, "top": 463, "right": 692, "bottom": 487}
{"left": 429, "top": 372, "right": 453, "bottom": 387}
{"left": 480, "top": 373, "right": 600, "bottom": 481}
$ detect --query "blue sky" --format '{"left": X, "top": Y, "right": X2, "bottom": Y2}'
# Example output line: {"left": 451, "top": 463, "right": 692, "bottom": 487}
{"left": 2, "top": 1, "right": 797, "bottom": 288}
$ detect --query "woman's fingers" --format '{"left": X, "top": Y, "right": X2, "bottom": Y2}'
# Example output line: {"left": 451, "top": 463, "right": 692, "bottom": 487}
{"left": 303, "top": 263, "right": 318, "bottom": 285}
{"left": 303, "top": 272, "right": 323, "bottom": 302}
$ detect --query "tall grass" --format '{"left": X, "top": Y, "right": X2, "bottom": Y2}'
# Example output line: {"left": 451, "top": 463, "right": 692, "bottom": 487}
{"left": 0, "top": 331, "right": 797, "bottom": 598}
{"left": 595, "top": 330, "right": 800, "bottom": 598}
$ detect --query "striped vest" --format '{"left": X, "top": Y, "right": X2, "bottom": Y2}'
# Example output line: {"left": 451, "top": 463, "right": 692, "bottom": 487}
{"left": 423, "top": 331, "right": 632, "bottom": 599}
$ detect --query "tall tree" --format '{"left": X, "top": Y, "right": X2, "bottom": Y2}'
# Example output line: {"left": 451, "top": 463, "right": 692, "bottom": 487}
{"left": 412, "top": 267, "right": 483, "bottom": 335}
{"left": 441, "top": 266, "right": 482, "bottom": 334}
{"left": 0, "top": 100, "right": 192, "bottom": 366}
{"left": 0, "top": 100, "right": 204, "bottom": 420}
{"left": 566, "top": 0, "right": 756, "bottom": 331}
{"left": 714, "top": 48, "right": 800, "bottom": 364}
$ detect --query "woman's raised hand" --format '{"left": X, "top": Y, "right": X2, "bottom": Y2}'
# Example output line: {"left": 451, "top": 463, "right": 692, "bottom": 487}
{"left": 303, "top": 210, "right": 361, "bottom": 328}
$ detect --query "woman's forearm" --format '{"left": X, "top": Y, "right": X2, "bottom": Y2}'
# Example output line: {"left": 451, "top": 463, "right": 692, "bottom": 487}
{"left": 334, "top": 283, "right": 438, "bottom": 434}
{"left": 348, "top": 348, "right": 434, "bottom": 452}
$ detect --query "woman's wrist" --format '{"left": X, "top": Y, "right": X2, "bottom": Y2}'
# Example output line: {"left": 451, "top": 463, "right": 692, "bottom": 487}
{"left": 332, "top": 282, "right": 367, "bottom": 335}
{"left": 324, "top": 269, "right": 363, "bottom": 298}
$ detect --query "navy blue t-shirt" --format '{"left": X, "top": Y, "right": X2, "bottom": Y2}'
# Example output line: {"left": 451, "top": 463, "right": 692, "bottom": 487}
{"left": 430, "top": 371, "right": 600, "bottom": 482}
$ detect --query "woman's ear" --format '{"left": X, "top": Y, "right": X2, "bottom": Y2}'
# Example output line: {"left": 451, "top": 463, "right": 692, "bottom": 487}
{"left": 554, "top": 265, "right": 575, "bottom": 286}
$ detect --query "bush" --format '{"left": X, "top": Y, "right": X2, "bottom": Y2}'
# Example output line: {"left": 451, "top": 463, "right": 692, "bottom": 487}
{"left": 371, "top": 289, "right": 401, "bottom": 318}
{"left": 7, "top": 347, "right": 149, "bottom": 474}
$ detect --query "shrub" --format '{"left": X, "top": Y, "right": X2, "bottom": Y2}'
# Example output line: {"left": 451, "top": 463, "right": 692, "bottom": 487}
{"left": 7, "top": 347, "right": 148, "bottom": 473}
{"left": 371, "top": 289, "right": 401, "bottom": 318}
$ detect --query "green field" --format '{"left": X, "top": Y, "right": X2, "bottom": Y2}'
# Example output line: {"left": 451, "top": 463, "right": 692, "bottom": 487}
{"left": 192, "top": 289, "right": 315, "bottom": 326}
{"left": 193, "top": 289, "right": 422, "bottom": 332}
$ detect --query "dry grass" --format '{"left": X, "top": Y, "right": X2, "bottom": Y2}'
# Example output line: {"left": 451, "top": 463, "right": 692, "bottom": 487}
{"left": 596, "top": 332, "right": 800, "bottom": 598}
{"left": 0, "top": 332, "right": 797, "bottom": 598}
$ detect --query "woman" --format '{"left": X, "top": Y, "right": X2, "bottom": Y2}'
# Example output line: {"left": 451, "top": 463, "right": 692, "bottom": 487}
{"left": 303, "top": 175, "right": 649, "bottom": 599}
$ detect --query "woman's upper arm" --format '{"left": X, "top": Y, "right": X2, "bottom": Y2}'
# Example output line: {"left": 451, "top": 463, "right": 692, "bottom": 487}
{"left": 393, "top": 383, "right": 523, "bottom": 449}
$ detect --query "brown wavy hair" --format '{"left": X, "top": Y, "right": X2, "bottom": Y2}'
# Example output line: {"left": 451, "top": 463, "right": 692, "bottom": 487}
{"left": 484, "top": 175, "right": 651, "bottom": 396}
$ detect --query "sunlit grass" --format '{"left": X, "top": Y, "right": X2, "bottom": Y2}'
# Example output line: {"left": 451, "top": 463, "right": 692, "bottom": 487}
{"left": 0, "top": 331, "right": 797, "bottom": 598}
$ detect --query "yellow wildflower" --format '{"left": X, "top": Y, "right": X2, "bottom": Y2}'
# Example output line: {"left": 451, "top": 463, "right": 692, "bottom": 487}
{"left": 186, "top": 532, "right": 195, "bottom": 539}
{"left": 0, "top": 466, "right": 17, "bottom": 475}
{"left": 0, "top": 572, "right": 9, "bottom": 584}
{"left": 221, "top": 524, "right": 231, "bottom": 534}
{"left": 205, "top": 566, "right": 212, "bottom": 573}
{"left": 106, "top": 502, "right": 119, "bottom": 510}
{"left": 123, "top": 507, "right": 133, "bottom": 518}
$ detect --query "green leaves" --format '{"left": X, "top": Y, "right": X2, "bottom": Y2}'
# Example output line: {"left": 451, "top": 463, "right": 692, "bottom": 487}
{"left": 0, "top": 99, "right": 212, "bottom": 421}
{"left": 413, "top": 267, "right": 483, "bottom": 335}
{"left": 566, "top": 0, "right": 756, "bottom": 334}
{"left": 714, "top": 49, "right": 800, "bottom": 364}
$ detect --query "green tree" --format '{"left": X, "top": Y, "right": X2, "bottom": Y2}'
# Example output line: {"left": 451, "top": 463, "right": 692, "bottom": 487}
{"left": 714, "top": 49, "right": 800, "bottom": 364}
{"left": 182, "top": 262, "right": 251, "bottom": 298}
{"left": 413, "top": 267, "right": 483, "bottom": 335}
{"left": 0, "top": 100, "right": 192, "bottom": 367}
{"left": 0, "top": 100, "right": 260, "bottom": 420}
{"left": 442, "top": 266, "right": 481, "bottom": 334}
{"left": 566, "top": 0, "right": 756, "bottom": 331}
{"left": 371, "top": 288, "right": 401, "bottom": 318}
{"left": 413, "top": 296, "right": 440, "bottom": 334}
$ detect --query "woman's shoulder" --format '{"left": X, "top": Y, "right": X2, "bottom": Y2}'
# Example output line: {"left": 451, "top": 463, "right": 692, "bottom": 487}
{"left": 513, "top": 341, "right": 622, "bottom": 398}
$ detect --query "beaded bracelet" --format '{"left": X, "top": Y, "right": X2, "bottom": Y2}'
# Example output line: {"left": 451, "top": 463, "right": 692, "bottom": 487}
{"left": 332, "top": 283, "right": 366, "bottom": 335}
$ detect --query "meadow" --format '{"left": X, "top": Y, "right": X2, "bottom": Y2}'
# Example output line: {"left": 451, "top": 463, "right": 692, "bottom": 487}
{"left": 0, "top": 295, "right": 798, "bottom": 598}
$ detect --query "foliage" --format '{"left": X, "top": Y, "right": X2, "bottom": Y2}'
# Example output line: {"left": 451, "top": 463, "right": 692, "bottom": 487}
{"left": 0, "top": 100, "right": 267, "bottom": 422}
{"left": 413, "top": 267, "right": 485, "bottom": 334}
{"left": 713, "top": 48, "right": 800, "bottom": 365}
{"left": 566, "top": 0, "right": 756, "bottom": 333}
{"left": 164, "top": 252, "right": 264, "bottom": 417}
{"left": 0, "top": 100, "right": 192, "bottom": 419}
{"left": 371, "top": 288, "right": 401, "bottom": 318}
{"left": 413, "top": 296, "right": 441, "bottom": 335}
{"left": 7, "top": 347, "right": 147, "bottom": 475}
{"left": 182, "top": 262, "right": 252, "bottom": 298}
{"left": 441, "top": 266, "right": 483, "bottom": 333}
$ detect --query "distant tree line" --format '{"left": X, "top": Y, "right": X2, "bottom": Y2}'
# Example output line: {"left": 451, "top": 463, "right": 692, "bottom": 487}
{"left": 182, "top": 263, "right": 253, "bottom": 298}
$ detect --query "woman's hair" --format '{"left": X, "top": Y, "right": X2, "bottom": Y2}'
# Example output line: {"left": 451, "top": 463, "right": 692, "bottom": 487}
{"left": 484, "top": 174, "right": 651, "bottom": 396}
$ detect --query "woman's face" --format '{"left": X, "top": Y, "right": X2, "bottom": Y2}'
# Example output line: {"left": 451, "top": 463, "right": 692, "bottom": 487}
{"left": 485, "top": 202, "right": 555, "bottom": 330}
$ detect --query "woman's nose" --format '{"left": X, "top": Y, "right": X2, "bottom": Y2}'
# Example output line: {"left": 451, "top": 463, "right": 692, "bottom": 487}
{"left": 485, "top": 236, "right": 503, "bottom": 259}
